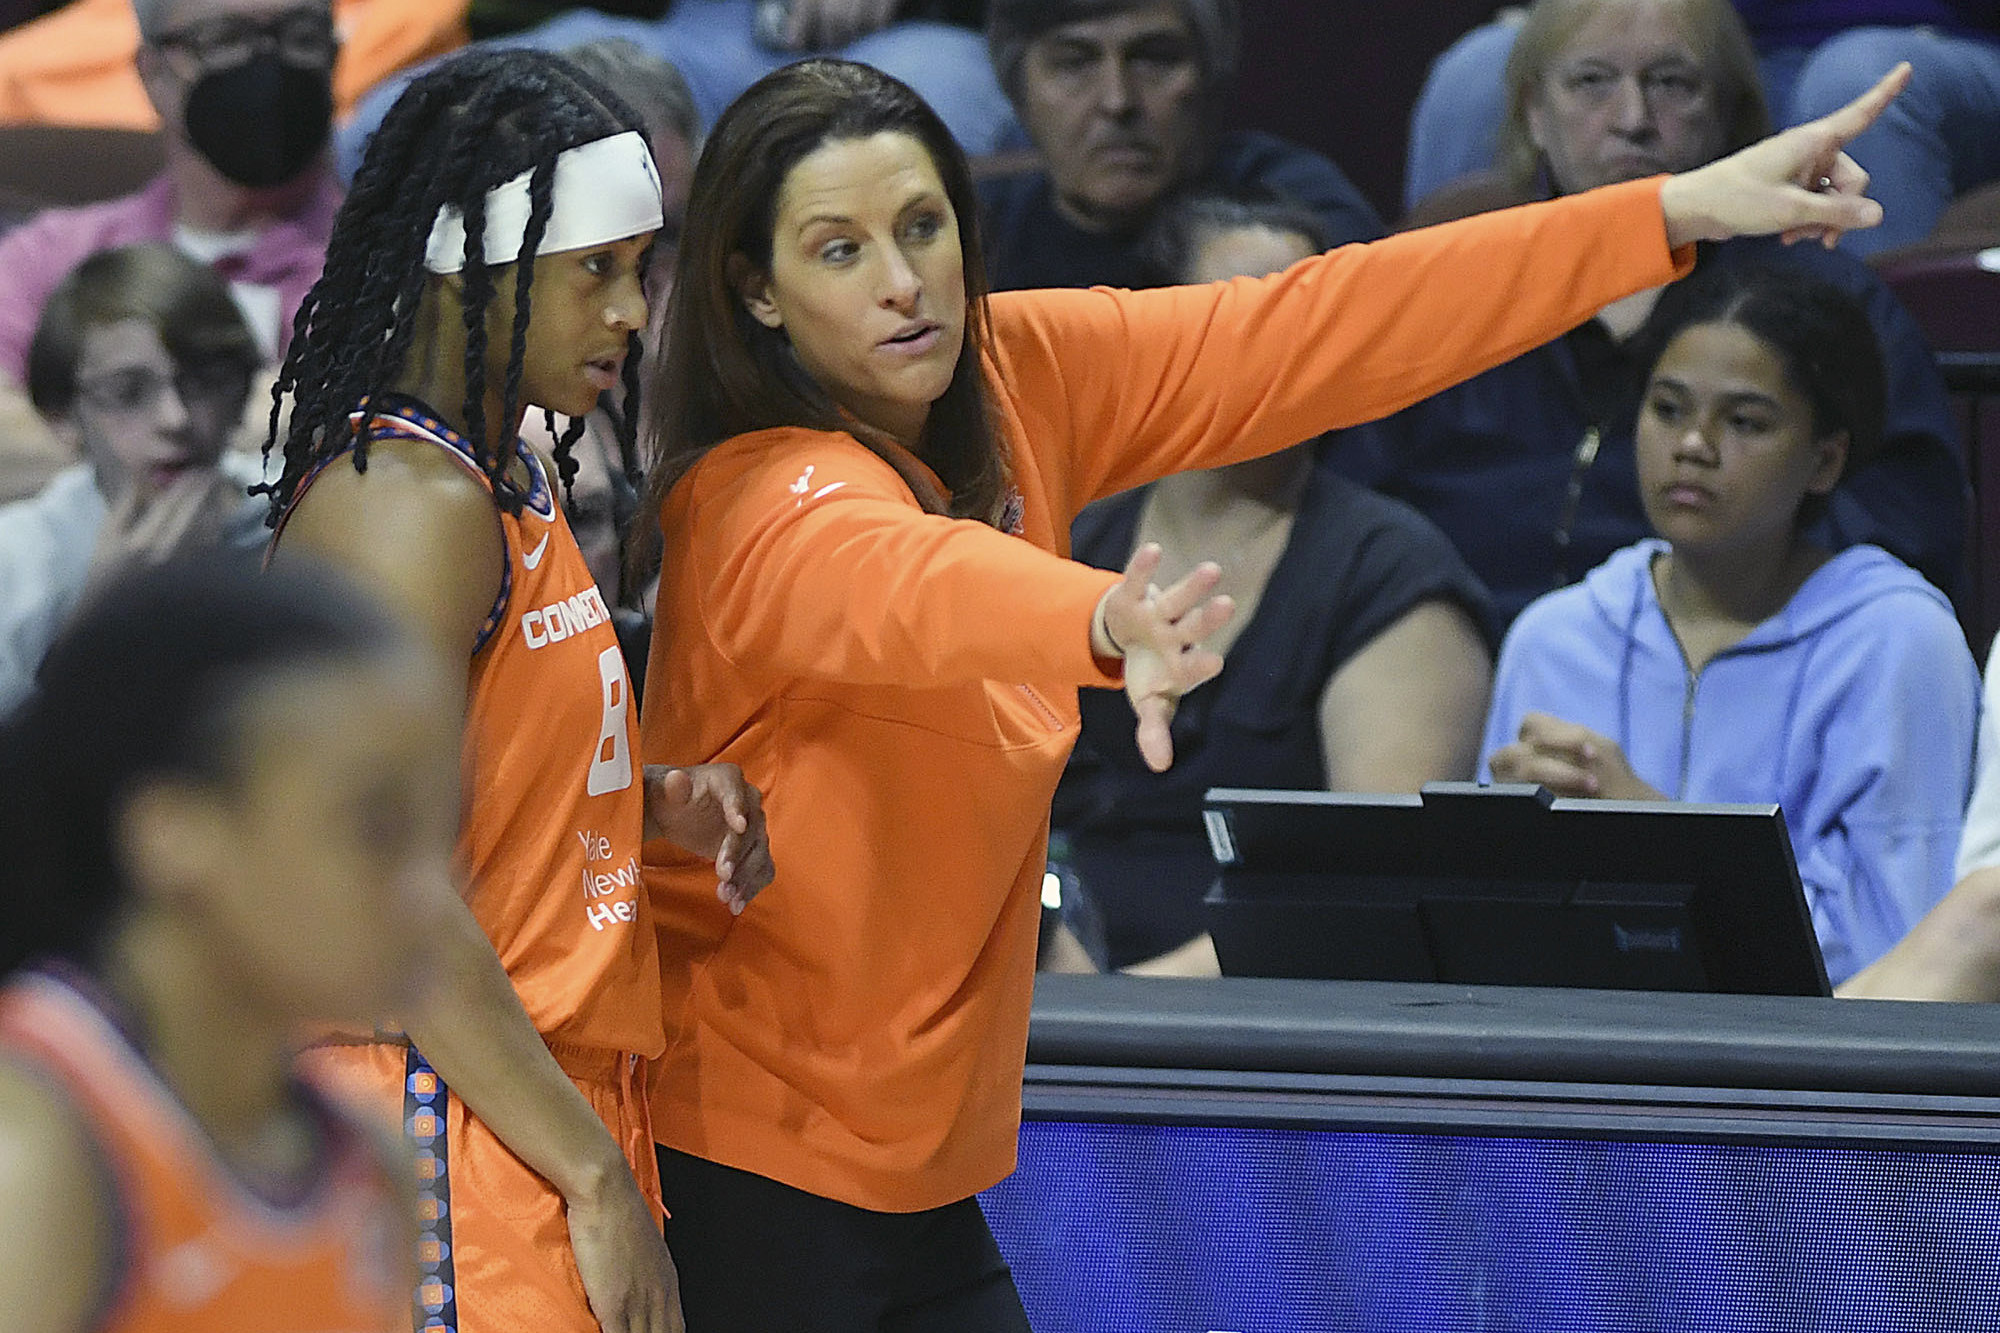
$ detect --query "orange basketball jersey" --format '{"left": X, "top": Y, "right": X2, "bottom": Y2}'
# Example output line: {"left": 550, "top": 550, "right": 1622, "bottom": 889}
{"left": 0, "top": 971, "right": 407, "bottom": 1333}
{"left": 278, "top": 396, "right": 663, "bottom": 1058}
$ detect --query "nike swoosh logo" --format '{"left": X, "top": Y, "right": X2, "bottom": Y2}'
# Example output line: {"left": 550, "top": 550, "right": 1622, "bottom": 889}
{"left": 523, "top": 533, "right": 551, "bottom": 570}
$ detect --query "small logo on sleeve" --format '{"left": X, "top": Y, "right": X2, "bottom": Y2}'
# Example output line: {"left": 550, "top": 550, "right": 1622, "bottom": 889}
{"left": 789, "top": 463, "right": 846, "bottom": 507}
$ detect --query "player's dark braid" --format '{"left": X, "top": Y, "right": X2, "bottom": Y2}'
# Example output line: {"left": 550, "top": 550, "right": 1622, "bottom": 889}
{"left": 542, "top": 407, "right": 591, "bottom": 497}
{"left": 615, "top": 332, "right": 644, "bottom": 487}
{"left": 541, "top": 310, "right": 643, "bottom": 501}
{"left": 260, "top": 57, "right": 513, "bottom": 510}
{"left": 555, "top": 330, "right": 645, "bottom": 495}
{"left": 258, "top": 47, "right": 647, "bottom": 522}
{"left": 454, "top": 168, "right": 496, "bottom": 478}
{"left": 485, "top": 154, "right": 566, "bottom": 499}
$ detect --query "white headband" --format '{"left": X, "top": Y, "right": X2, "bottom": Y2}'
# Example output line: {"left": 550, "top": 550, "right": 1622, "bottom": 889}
{"left": 423, "top": 130, "right": 665, "bottom": 275}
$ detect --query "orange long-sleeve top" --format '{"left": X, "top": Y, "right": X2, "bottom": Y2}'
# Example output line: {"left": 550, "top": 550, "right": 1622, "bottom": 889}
{"left": 640, "top": 177, "right": 1694, "bottom": 1213}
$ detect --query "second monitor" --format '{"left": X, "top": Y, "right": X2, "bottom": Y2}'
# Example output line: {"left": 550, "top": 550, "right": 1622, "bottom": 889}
{"left": 1201, "top": 783, "right": 1828, "bottom": 996}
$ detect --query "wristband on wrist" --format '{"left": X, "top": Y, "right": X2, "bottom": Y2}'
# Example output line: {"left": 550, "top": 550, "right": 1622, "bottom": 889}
{"left": 1092, "top": 591, "right": 1125, "bottom": 660}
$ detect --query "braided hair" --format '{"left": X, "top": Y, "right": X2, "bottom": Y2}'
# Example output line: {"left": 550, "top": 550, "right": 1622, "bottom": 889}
{"left": 260, "top": 47, "right": 650, "bottom": 521}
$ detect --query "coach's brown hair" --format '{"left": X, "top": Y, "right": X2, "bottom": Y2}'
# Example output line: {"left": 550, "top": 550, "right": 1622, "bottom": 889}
{"left": 641, "top": 58, "right": 1008, "bottom": 536}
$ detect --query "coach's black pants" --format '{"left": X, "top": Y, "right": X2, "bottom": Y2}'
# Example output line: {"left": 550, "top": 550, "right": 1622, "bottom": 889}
{"left": 658, "top": 1146, "right": 1033, "bottom": 1333}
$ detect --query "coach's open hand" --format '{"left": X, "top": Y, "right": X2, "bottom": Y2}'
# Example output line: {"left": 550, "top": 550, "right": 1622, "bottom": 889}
{"left": 1094, "top": 543, "right": 1236, "bottom": 774}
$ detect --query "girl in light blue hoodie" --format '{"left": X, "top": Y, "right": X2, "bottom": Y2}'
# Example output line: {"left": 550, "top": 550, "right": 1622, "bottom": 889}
{"left": 1481, "top": 265, "right": 1978, "bottom": 985}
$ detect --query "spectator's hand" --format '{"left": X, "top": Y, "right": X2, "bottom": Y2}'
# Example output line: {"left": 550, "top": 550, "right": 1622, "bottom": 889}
{"left": 564, "top": 1165, "right": 686, "bottom": 1333}
{"left": 1659, "top": 61, "right": 1909, "bottom": 250}
{"left": 1095, "top": 543, "right": 1234, "bottom": 773}
{"left": 1487, "top": 712, "right": 1663, "bottom": 801}
{"left": 785, "top": 0, "right": 898, "bottom": 49}
{"left": 88, "top": 466, "right": 242, "bottom": 585}
{"left": 645, "top": 763, "right": 774, "bottom": 914}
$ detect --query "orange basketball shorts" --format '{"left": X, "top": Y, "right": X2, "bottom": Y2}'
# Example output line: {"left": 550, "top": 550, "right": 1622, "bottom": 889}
{"left": 303, "top": 1039, "right": 659, "bottom": 1333}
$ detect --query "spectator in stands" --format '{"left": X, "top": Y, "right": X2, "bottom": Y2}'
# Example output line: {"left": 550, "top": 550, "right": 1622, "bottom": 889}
{"left": 0, "top": 243, "right": 267, "bottom": 717}
{"left": 1481, "top": 265, "right": 1977, "bottom": 987}
{"left": 0, "top": 0, "right": 462, "bottom": 130}
{"left": 0, "top": 0, "right": 345, "bottom": 379}
{"left": 1839, "top": 628, "right": 2000, "bottom": 1000}
{"left": 1838, "top": 622, "right": 2000, "bottom": 1000}
{"left": 553, "top": 0, "right": 1012, "bottom": 149}
{"left": 337, "top": 0, "right": 1011, "bottom": 176}
{"left": 1406, "top": 0, "right": 2000, "bottom": 257}
{"left": 1783, "top": 7, "right": 2000, "bottom": 256}
{"left": 1835, "top": 870, "right": 2000, "bottom": 999}
{"left": 1049, "top": 196, "right": 1493, "bottom": 976}
{"left": 1954, "top": 637, "right": 2000, "bottom": 892}
{"left": 1326, "top": 0, "right": 1963, "bottom": 633}
{"left": 0, "top": 389, "right": 66, "bottom": 505}
{"left": 978, "top": 0, "right": 1382, "bottom": 291}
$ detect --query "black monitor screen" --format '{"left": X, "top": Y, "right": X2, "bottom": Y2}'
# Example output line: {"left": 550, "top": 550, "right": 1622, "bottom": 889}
{"left": 1203, "top": 784, "right": 1828, "bottom": 996}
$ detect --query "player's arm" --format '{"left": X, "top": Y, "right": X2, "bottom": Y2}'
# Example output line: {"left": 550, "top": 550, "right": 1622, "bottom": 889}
{"left": 0, "top": 1061, "right": 116, "bottom": 1333}
{"left": 274, "top": 439, "right": 682, "bottom": 1333}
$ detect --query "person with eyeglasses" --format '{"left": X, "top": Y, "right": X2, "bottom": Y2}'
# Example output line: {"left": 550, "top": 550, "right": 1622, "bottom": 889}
{"left": 0, "top": 242, "right": 267, "bottom": 717}
{"left": 1323, "top": 0, "right": 1962, "bottom": 639}
{"left": 0, "top": 0, "right": 463, "bottom": 138}
{"left": 1407, "top": 1, "right": 2000, "bottom": 257}
{"left": 0, "top": 0, "right": 351, "bottom": 389}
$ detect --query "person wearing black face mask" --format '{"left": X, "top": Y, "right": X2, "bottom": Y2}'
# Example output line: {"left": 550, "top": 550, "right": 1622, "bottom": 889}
{"left": 160, "top": 3, "right": 338, "bottom": 190}
{"left": 0, "top": 0, "right": 344, "bottom": 389}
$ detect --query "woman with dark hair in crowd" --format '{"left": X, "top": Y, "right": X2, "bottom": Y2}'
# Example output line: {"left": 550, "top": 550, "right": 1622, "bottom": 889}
{"left": 1049, "top": 194, "right": 1493, "bottom": 977}
{"left": 0, "top": 554, "right": 457, "bottom": 1332}
{"left": 1482, "top": 265, "right": 1978, "bottom": 987}
{"left": 636, "top": 52, "right": 1908, "bottom": 1329}
{"left": 260, "top": 45, "right": 769, "bottom": 1333}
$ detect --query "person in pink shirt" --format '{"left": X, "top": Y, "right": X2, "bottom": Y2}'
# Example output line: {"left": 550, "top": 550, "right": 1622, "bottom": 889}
{"left": 0, "top": 0, "right": 346, "bottom": 383}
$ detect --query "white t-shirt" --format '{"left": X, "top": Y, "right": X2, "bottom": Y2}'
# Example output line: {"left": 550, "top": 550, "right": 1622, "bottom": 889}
{"left": 1957, "top": 631, "right": 2000, "bottom": 878}
{"left": 172, "top": 223, "right": 284, "bottom": 362}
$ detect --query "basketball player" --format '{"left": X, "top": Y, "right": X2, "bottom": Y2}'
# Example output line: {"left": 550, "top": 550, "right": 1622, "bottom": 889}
{"left": 0, "top": 554, "right": 457, "bottom": 1333}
